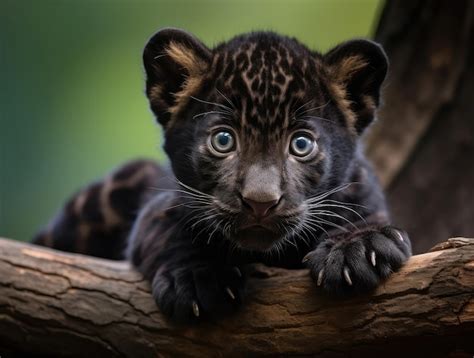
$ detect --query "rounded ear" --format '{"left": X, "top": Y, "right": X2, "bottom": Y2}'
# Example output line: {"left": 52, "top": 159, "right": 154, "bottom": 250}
{"left": 324, "top": 39, "right": 388, "bottom": 134}
{"left": 143, "top": 28, "right": 212, "bottom": 128}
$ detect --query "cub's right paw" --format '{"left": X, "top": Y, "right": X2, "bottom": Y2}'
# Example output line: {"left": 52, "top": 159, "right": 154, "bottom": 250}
{"left": 152, "top": 263, "right": 245, "bottom": 322}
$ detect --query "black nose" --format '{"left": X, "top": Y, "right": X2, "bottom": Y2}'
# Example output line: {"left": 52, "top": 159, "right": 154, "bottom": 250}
{"left": 242, "top": 196, "right": 280, "bottom": 218}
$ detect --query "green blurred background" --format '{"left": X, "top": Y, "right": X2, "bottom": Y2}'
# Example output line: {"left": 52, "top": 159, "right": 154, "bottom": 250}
{"left": 0, "top": 0, "right": 383, "bottom": 241}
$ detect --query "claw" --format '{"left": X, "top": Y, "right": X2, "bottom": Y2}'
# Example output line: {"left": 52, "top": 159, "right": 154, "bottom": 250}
{"left": 302, "top": 252, "right": 312, "bottom": 263}
{"left": 317, "top": 269, "right": 324, "bottom": 286}
{"left": 192, "top": 300, "right": 200, "bottom": 317}
{"left": 225, "top": 287, "right": 236, "bottom": 300}
{"left": 370, "top": 251, "right": 376, "bottom": 267}
{"left": 233, "top": 267, "right": 242, "bottom": 278}
{"left": 394, "top": 230, "right": 404, "bottom": 242}
{"left": 343, "top": 267, "right": 353, "bottom": 286}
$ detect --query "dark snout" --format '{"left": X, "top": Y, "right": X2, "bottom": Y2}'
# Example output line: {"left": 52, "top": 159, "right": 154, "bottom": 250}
{"left": 234, "top": 163, "right": 284, "bottom": 251}
{"left": 240, "top": 163, "right": 282, "bottom": 220}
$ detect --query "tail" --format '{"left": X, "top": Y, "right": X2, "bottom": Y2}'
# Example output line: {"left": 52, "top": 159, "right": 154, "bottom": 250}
{"left": 33, "top": 159, "right": 168, "bottom": 260}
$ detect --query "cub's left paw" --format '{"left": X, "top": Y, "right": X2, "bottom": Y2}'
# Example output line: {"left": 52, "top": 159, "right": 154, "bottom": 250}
{"left": 304, "top": 226, "right": 412, "bottom": 296}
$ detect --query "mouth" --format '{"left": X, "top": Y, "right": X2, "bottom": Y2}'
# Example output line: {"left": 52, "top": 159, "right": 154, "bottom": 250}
{"left": 239, "top": 222, "right": 272, "bottom": 230}
{"left": 234, "top": 224, "right": 281, "bottom": 251}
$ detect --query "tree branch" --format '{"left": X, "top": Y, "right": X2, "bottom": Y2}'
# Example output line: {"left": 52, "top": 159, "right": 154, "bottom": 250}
{"left": 0, "top": 237, "right": 473, "bottom": 357}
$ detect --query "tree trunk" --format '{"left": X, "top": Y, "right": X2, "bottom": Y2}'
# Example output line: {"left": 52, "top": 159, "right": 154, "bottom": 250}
{"left": 365, "top": 0, "right": 474, "bottom": 253}
{"left": 1, "top": 237, "right": 473, "bottom": 357}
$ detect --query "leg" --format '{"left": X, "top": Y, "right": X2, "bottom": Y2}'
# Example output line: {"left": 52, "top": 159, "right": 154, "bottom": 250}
{"left": 127, "top": 193, "right": 246, "bottom": 322}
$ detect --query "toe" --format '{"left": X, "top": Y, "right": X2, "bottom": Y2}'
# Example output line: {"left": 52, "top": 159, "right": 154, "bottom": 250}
{"left": 371, "top": 234, "right": 408, "bottom": 275}
{"left": 343, "top": 239, "right": 379, "bottom": 292}
{"left": 152, "top": 272, "right": 176, "bottom": 318}
{"left": 172, "top": 268, "right": 199, "bottom": 322}
{"left": 381, "top": 226, "right": 412, "bottom": 256}
{"left": 193, "top": 266, "right": 244, "bottom": 317}
{"left": 193, "top": 266, "right": 223, "bottom": 314}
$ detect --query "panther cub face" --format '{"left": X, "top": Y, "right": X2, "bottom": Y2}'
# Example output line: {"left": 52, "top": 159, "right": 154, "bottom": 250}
{"left": 143, "top": 28, "right": 388, "bottom": 251}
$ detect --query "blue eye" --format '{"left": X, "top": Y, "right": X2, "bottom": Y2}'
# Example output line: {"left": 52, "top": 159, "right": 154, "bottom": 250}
{"left": 210, "top": 130, "right": 235, "bottom": 154}
{"left": 290, "top": 133, "right": 316, "bottom": 158}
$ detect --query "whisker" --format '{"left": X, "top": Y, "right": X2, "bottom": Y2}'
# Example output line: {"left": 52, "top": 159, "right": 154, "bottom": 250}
{"left": 298, "top": 223, "right": 318, "bottom": 245}
{"left": 190, "top": 96, "right": 233, "bottom": 114}
{"left": 292, "top": 99, "right": 315, "bottom": 119}
{"left": 149, "top": 187, "right": 213, "bottom": 202}
{"left": 181, "top": 207, "right": 217, "bottom": 228}
{"left": 215, "top": 88, "right": 237, "bottom": 111}
{"left": 295, "top": 100, "right": 331, "bottom": 118}
{"left": 191, "top": 214, "right": 218, "bottom": 236}
{"left": 298, "top": 227, "right": 311, "bottom": 247}
{"left": 193, "top": 110, "right": 233, "bottom": 120}
{"left": 222, "top": 220, "right": 233, "bottom": 238}
{"left": 305, "top": 182, "right": 361, "bottom": 203}
{"left": 174, "top": 178, "right": 215, "bottom": 199}
{"left": 308, "top": 210, "right": 358, "bottom": 230}
{"left": 284, "top": 237, "right": 298, "bottom": 249}
{"left": 194, "top": 220, "right": 214, "bottom": 243}
{"left": 190, "top": 210, "right": 220, "bottom": 230}
{"left": 288, "top": 225, "right": 299, "bottom": 251}
{"left": 301, "top": 217, "right": 329, "bottom": 236}
{"left": 317, "top": 199, "right": 368, "bottom": 209}
{"left": 305, "top": 217, "right": 349, "bottom": 232}
{"left": 160, "top": 202, "right": 191, "bottom": 211}
{"left": 310, "top": 203, "right": 367, "bottom": 224}
{"left": 300, "top": 115, "right": 334, "bottom": 123}
{"left": 207, "top": 218, "right": 224, "bottom": 244}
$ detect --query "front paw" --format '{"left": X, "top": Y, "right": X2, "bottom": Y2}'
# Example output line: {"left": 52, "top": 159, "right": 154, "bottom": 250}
{"left": 151, "top": 263, "right": 245, "bottom": 322}
{"left": 303, "top": 226, "right": 411, "bottom": 295}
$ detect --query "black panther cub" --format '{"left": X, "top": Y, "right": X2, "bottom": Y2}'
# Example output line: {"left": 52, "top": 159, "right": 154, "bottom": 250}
{"left": 34, "top": 28, "right": 412, "bottom": 322}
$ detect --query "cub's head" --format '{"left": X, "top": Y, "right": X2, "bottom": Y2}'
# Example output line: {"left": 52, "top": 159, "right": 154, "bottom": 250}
{"left": 143, "top": 28, "right": 388, "bottom": 251}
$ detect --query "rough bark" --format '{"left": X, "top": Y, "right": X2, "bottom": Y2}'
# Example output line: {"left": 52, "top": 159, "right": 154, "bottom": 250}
{"left": 0, "top": 237, "right": 473, "bottom": 357}
{"left": 364, "top": 0, "right": 474, "bottom": 253}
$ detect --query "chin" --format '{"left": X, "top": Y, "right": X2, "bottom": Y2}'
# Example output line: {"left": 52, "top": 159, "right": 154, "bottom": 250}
{"left": 234, "top": 226, "right": 282, "bottom": 251}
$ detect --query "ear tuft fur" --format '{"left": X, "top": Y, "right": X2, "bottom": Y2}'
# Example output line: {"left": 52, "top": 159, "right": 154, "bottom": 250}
{"left": 324, "top": 39, "right": 388, "bottom": 134}
{"left": 143, "top": 28, "right": 212, "bottom": 128}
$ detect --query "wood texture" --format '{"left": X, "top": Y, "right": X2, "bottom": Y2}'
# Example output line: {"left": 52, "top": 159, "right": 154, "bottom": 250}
{"left": 1, "top": 237, "right": 473, "bottom": 357}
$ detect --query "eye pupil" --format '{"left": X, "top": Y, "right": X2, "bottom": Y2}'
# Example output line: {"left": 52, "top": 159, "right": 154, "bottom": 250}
{"left": 218, "top": 133, "right": 230, "bottom": 146}
{"left": 295, "top": 137, "right": 308, "bottom": 150}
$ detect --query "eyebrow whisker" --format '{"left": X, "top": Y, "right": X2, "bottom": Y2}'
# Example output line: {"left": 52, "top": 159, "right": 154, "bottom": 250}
{"left": 190, "top": 96, "right": 234, "bottom": 114}
{"left": 295, "top": 100, "right": 331, "bottom": 118}
{"left": 216, "top": 88, "right": 237, "bottom": 111}
{"left": 193, "top": 110, "right": 233, "bottom": 120}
